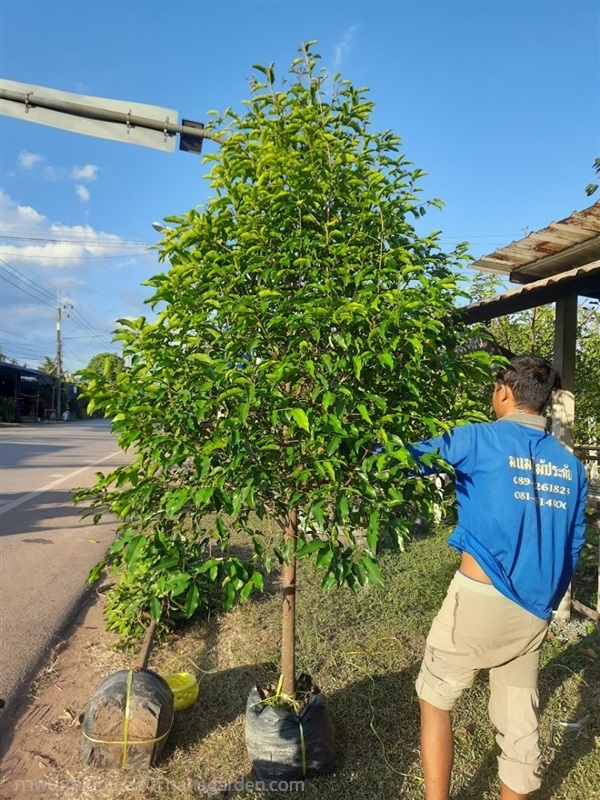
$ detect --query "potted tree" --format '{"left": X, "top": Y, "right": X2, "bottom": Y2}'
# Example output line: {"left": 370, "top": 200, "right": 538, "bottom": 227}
{"left": 79, "top": 44, "right": 494, "bottom": 780}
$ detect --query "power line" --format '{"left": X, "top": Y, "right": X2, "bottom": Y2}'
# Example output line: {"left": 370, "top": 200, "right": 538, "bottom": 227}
{"left": 66, "top": 309, "right": 116, "bottom": 349}
{"left": 2, "top": 251, "right": 154, "bottom": 260}
{"left": 0, "top": 324, "right": 52, "bottom": 341}
{"left": 0, "top": 234, "right": 152, "bottom": 247}
{"left": 0, "top": 256, "right": 119, "bottom": 348}
{"left": 0, "top": 339, "right": 53, "bottom": 355}
{"left": 0, "top": 257, "right": 57, "bottom": 302}
{"left": 0, "top": 270, "right": 56, "bottom": 308}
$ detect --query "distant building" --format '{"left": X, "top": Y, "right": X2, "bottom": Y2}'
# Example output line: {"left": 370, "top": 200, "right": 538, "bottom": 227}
{"left": 0, "top": 362, "right": 58, "bottom": 422}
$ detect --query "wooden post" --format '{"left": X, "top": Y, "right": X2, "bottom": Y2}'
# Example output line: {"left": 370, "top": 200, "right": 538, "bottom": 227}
{"left": 552, "top": 295, "right": 578, "bottom": 620}
{"left": 597, "top": 514, "right": 600, "bottom": 638}
{"left": 281, "top": 508, "right": 298, "bottom": 698}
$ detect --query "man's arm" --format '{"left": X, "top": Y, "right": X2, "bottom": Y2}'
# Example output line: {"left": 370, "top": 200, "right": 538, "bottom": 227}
{"left": 407, "top": 424, "right": 475, "bottom": 475}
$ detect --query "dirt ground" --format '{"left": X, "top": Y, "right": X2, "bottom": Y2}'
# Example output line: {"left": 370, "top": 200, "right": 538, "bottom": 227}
{"left": 0, "top": 585, "right": 129, "bottom": 800}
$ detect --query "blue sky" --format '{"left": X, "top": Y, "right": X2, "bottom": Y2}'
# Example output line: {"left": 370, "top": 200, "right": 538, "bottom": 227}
{"left": 1, "top": 0, "right": 598, "bottom": 374}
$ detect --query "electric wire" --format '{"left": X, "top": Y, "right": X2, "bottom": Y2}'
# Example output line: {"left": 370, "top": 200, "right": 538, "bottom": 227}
{"left": 0, "top": 257, "right": 57, "bottom": 303}
{"left": 3, "top": 251, "right": 154, "bottom": 260}
{"left": 0, "top": 234, "right": 152, "bottom": 247}
{"left": 0, "top": 256, "right": 119, "bottom": 349}
{"left": 0, "top": 271, "right": 56, "bottom": 309}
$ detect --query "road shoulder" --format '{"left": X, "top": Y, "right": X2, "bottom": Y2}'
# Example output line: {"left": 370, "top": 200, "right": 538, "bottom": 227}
{"left": 0, "top": 586, "right": 123, "bottom": 799}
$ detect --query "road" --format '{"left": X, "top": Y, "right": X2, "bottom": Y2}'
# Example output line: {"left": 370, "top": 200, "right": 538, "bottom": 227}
{"left": 0, "top": 419, "right": 130, "bottom": 724}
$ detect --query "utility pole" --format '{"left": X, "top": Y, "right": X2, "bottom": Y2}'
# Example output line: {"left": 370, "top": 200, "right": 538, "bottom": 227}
{"left": 56, "top": 294, "right": 62, "bottom": 421}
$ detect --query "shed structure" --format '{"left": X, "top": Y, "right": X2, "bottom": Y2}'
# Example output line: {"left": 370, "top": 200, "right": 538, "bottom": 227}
{"left": 461, "top": 201, "right": 600, "bottom": 619}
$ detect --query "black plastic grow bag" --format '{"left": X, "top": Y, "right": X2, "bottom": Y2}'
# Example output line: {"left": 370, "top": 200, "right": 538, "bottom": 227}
{"left": 245, "top": 683, "right": 336, "bottom": 782}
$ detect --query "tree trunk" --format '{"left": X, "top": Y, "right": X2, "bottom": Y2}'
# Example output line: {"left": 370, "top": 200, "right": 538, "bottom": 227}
{"left": 281, "top": 508, "right": 298, "bottom": 698}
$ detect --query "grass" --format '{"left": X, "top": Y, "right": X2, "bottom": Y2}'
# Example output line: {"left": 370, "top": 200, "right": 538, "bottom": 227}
{"left": 64, "top": 518, "right": 600, "bottom": 800}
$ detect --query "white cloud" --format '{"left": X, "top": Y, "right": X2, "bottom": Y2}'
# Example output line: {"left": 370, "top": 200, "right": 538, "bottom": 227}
{"left": 71, "top": 164, "right": 98, "bottom": 181}
{"left": 0, "top": 191, "right": 153, "bottom": 373}
{"left": 334, "top": 24, "right": 360, "bottom": 73}
{"left": 18, "top": 150, "right": 44, "bottom": 169}
{"left": 42, "top": 165, "right": 65, "bottom": 181}
{"left": 75, "top": 185, "right": 91, "bottom": 202}
{"left": 0, "top": 192, "right": 144, "bottom": 268}
{"left": 0, "top": 189, "right": 47, "bottom": 231}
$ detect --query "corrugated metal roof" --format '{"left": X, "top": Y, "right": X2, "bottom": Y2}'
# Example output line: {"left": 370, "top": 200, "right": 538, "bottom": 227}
{"left": 461, "top": 262, "right": 600, "bottom": 324}
{"left": 471, "top": 201, "right": 600, "bottom": 282}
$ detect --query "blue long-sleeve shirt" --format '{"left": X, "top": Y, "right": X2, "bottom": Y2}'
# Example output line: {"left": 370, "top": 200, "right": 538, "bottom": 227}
{"left": 408, "top": 413, "right": 588, "bottom": 619}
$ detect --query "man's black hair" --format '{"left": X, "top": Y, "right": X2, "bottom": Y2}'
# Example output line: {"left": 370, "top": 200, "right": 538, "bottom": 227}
{"left": 496, "top": 355, "right": 562, "bottom": 413}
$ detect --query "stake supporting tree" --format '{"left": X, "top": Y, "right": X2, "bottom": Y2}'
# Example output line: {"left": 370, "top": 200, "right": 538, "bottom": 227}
{"left": 281, "top": 508, "right": 298, "bottom": 696}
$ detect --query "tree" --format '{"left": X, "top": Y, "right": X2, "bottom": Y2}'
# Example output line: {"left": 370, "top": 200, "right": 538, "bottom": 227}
{"left": 585, "top": 157, "right": 600, "bottom": 197}
{"left": 78, "top": 45, "right": 495, "bottom": 694}
{"left": 39, "top": 356, "right": 56, "bottom": 375}
{"left": 83, "top": 352, "right": 125, "bottom": 389}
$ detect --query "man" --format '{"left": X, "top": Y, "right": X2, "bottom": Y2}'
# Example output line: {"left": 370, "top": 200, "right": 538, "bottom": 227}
{"left": 410, "top": 355, "right": 588, "bottom": 800}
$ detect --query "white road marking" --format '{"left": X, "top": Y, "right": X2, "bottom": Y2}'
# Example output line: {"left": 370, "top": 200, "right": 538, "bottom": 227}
{"left": 0, "top": 451, "right": 122, "bottom": 516}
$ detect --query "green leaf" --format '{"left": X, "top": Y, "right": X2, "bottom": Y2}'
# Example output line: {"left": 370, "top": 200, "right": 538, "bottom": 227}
{"left": 378, "top": 353, "right": 394, "bottom": 370}
{"left": 316, "top": 547, "right": 334, "bottom": 568}
{"left": 357, "top": 403, "right": 372, "bottom": 424}
{"left": 312, "top": 501, "right": 325, "bottom": 526}
{"left": 190, "top": 353, "right": 213, "bottom": 364}
{"left": 282, "top": 537, "right": 294, "bottom": 565}
{"left": 185, "top": 583, "right": 200, "bottom": 618}
{"left": 338, "top": 494, "right": 349, "bottom": 520}
{"left": 352, "top": 561, "right": 368, "bottom": 586}
{"left": 240, "top": 580, "right": 254, "bottom": 603}
{"left": 251, "top": 572, "right": 264, "bottom": 591}
{"left": 149, "top": 596, "right": 162, "bottom": 621}
{"left": 367, "top": 510, "right": 379, "bottom": 555}
{"left": 237, "top": 402, "right": 249, "bottom": 424}
{"left": 87, "top": 560, "right": 106, "bottom": 584}
{"left": 322, "top": 391, "right": 335, "bottom": 411}
{"left": 360, "top": 557, "right": 385, "bottom": 588}
{"left": 322, "top": 460, "right": 336, "bottom": 481}
{"left": 289, "top": 408, "right": 310, "bottom": 432}
{"left": 296, "top": 539, "right": 325, "bottom": 557}
{"left": 223, "top": 581, "right": 235, "bottom": 612}
{"left": 157, "top": 555, "right": 179, "bottom": 571}
{"left": 125, "top": 535, "right": 146, "bottom": 568}
{"left": 321, "top": 569, "right": 337, "bottom": 589}
{"left": 326, "top": 436, "right": 341, "bottom": 456}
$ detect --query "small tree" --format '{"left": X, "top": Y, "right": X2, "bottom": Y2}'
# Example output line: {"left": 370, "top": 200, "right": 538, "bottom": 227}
{"left": 80, "top": 45, "right": 494, "bottom": 693}
{"left": 39, "top": 355, "right": 56, "bottom": 375}
{"left": 83, "top": 352, "right": 125, "bottom": 389}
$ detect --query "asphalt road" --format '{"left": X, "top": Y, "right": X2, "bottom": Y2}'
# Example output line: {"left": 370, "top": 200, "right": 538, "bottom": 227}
{"left": 0, "top": 419, "right": 130, "bottom": 724}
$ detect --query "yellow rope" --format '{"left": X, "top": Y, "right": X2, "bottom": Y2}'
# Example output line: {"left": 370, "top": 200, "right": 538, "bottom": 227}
{"left": 82, "top": 728, "right": 172, "bottom": 746}
{"left": 82, "top": 670, "right": 173, "bottom": 764}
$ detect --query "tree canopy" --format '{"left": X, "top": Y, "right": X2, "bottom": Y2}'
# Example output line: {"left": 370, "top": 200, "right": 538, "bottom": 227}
{"left": 81, "top": 352, "right": 125, "bottom": 389}
{"left": 79, "top": 45, "right": 496, "bottom": 648}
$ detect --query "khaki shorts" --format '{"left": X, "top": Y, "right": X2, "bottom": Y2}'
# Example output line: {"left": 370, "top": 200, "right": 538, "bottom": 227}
{"left": 415, "top": 571, "right": 549, "bottom": 795}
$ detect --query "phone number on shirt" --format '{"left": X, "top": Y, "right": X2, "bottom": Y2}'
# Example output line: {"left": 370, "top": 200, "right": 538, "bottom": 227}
{"left": 513, "top": 491, "right": 567, "bottom": 509}
{"left": 513, "top": 477, "right": 570, "bottom": 495}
